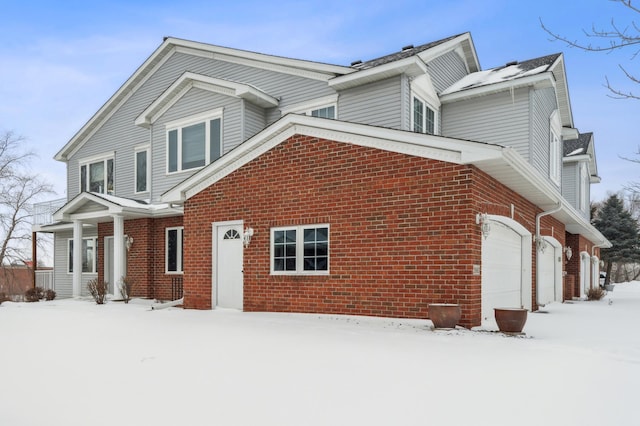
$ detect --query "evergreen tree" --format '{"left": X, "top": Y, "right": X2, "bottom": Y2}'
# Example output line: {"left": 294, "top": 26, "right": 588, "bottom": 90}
{"left": 593, "top": 194, "right": 640, "bottom": 285}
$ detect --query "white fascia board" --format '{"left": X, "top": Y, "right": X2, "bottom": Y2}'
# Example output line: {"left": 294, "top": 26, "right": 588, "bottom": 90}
{"left": 501, "top": 148, "right": 609, "bottom": 245}
{"left": 169, "top": 38, "right": 354, "bottom": 77}
{"left": 563, "top": 154, "right": 590, "bottom": 163}
{"left": 136, "top": 72, "right": 278, "bottom": 127}
{"left": 440, "top": 73, "right": 555, "bottom": 103}
{"left": 418, "top": 33, "right": 480, "bottom": 73}
{"left": 55, "top": 40, "right": 176, "bottom": 161}
{"left": 328, "top": 56, "right": 428, "bottom": 91}
{"left": 550, "top": 55, "right": 574, "bottom": 129}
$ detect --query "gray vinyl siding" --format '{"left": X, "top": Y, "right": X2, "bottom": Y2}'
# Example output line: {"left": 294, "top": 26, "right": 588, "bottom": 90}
{"left": 67, "top": 51, "right": 334, "bottom": 201}
{"left": 244, "top": 101, "right": 267, "bottom": 140}
{"left": 150, "top": 87, "right": 243, "bottom": 198}
{"left": 441, "top": 87, "right": 531, "bottom": 159}
{"left": 530, "top": 88, "right": 558, "bottom": 184}
{"left": 338, "top": 76, "right": 403, "bottom": 129}
{"left": 427, "top": 50, "right": 470, "bottom": 94}
{"left": 53, "top": 230, "right": 98, "bottom": 299}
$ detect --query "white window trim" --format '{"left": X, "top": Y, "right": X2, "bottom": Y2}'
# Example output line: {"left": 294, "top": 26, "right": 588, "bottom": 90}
{"left": 280, "top": 94, "right": 339, "bottom": 117}
{"left": 78, "top": 152, "right": 115, "bottom": 194}
{"left": 579, "top": 162, "right": 589, "bottom": 213}
{"left": 165, "top": 108, "right": 223, "bottom": 175}
{"left": 165, "top": 226, "right": 184, "bottom": 274}
{"left": 134, "top": 145, "right": 150, "bottom": 194}
{"left": 270, "top": 224, "right": 330, "bottom": 275}
{"left": 411, "top": 93, "right": 438, "bottom": 135}
{"left": 549, "top": 110, "right": 562, "bottom": 185}
{"left": 67, "top": 237, "right": 98, "bottom": 275}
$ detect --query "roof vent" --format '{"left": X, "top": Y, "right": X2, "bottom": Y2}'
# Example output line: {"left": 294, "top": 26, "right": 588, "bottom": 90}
{"left": 505, "top": 60, "right": 518, "bottom": 66}
{"left": 351, "top": 60, "right": 362, "bottom": 66}
{"left": 402, "top": 44, "right": 414, "bottom": 51}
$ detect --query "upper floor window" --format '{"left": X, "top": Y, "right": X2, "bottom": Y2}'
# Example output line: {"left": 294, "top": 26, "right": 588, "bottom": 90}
{"left": 412, "top": 95, "right": 436, "bottom": 135}
{"left": 166, "top": 111, "right": 222, "bottom": 174}
{"left": 579, "top": 163, "right": 589, "bottom": 212}
{"left": 68, "top": 237, "right": 98, "bottom": 274}
{"left": 80, "top": 155, "right": 114, "bottom": 195}
{"left": 135, "top": 146, "right": 149, "bottom": 193}
{"left": 310, "top": 105, "right": 336, "bottom": 119}
{"left": 549, "top": 130, "right": 561, "bottom": 185}
{"left": 271, "top": 225, "right": 329, "bottom": 274}
{"left": 166, "top": 227, "right": 184, "bottom": 274}
{"left": 549, "top": 110, "right": 562, "bottom": 185}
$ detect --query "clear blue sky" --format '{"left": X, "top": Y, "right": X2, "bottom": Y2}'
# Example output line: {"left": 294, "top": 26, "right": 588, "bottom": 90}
{"left": 1, "top": 0, "right": 637, "bottom": 202}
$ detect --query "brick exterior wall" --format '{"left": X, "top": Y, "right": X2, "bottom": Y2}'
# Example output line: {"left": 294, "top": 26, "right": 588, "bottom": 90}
{"left": 98, "top": 216, "right": 183, "bottom": 301}
{"left": 180, "top": 134, "right": 575, "bottom": 327}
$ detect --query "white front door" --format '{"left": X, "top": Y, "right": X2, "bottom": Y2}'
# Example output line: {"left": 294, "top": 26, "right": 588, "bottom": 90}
{"left": 214, "top": 222, "right": 244, "bottom": 309}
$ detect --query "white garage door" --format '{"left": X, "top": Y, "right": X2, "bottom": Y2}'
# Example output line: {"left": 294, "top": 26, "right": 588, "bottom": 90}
{"left": 481, "top": 220, "right": 523, "bottom": 321}
{"left": 537, "top": 238, "right": 561, "bottom": 306}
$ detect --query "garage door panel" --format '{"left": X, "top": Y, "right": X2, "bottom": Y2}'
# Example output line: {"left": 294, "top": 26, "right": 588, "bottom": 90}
{"left": 481, "top": 220, "right": 522, "bottom": 321}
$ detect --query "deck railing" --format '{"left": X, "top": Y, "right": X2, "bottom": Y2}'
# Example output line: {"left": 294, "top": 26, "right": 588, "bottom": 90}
{"left": 171, "top": 276, "right": 184, "bottom": 301}
{"left": 33, "top": 198, "right": 67, "bottom": 225}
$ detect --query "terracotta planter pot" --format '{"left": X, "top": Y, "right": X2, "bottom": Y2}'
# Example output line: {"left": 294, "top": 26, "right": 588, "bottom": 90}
{"left": 494, "top": 308, "right": 528, "bottom": 333}
{"left": 428, "top": 303, "right": 461, "bottom": 329}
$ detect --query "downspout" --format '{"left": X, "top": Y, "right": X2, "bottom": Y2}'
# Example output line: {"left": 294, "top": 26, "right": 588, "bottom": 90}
{"left": 535, "top": 202, "right": 562, "bottom": 306}
{"left": 148, "top": 123, "right": 153, "bottom": 201}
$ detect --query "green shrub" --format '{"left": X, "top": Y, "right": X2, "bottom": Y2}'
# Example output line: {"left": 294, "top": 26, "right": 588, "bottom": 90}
{"left": 87, "top": 279, "right": 108, "bottom": 304}
{"left": 587, "top": 286, "right": 605, "bottom": 301}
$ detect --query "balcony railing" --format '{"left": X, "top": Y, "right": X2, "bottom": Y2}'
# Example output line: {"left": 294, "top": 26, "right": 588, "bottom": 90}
{"left": 33, "top": 198, "right": 66, "bottom": 225}
{"left": 35, "top": 270, "right": 54, "bottom": 291}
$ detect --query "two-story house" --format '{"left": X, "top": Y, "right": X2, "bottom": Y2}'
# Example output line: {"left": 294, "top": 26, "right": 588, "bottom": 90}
{"left": 33, "top": 32, "right": 609, "bottom": 327}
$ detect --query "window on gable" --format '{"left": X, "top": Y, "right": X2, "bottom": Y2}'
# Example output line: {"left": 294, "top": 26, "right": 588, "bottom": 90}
{"left": 166, "top": 227, "right": 184, "bottom": 274}
{"left": 167, "top": 115, "right": 222, "bottom": 174}
{"left": 549, "top": 130, "right": 561, "bottom": 185}
{"left": 271, "top": 225, "right": 329, "bottom": 274}
{"left": 135, "top": 147, "right": 149, "bottom": 193}
{"left": 579, "top": 163, "right": 589, "bottom": 212}
{"left": 310, "top": 105, "right": 336, "bottom": 119}
{"left": 412, "top": 96, "right": 436, "bottom": 135}
{"left": 80, "top": 157, "right": 114, "bottom": 195}
{"left": 68, "top": 237, "right": 98, "bottom": 274}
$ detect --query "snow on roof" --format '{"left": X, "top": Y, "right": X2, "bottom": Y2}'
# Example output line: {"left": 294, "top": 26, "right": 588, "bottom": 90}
{"left": 441, "top": 53, "right": 561, "bottom": 96}
{"left": 91, "top": 192, "right": 170, "bottom": 211}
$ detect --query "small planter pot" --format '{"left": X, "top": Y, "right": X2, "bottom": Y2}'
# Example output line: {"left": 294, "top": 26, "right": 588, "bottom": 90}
{"left": 494, "top": 308, "right": 528, "bottom": 334}
{"left": 604, "top": 284, "right": 615, "bottom": 292}
{"left": 428, "top": 303, "right": 461, "bottom": 329}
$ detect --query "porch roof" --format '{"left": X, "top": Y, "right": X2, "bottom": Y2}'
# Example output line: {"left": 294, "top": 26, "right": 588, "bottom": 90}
{"left": 52, "top": 192, "right": 182, "bottom": 224}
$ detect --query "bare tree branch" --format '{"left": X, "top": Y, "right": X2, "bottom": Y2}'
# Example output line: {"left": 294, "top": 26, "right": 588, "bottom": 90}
{"left": 540, "top": 0, "right": 640, "bottom": 99}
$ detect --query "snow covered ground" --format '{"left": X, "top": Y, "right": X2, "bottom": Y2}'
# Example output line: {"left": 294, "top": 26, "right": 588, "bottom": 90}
{"left": 2, "top": 283, "right": 639, "bottom": 426}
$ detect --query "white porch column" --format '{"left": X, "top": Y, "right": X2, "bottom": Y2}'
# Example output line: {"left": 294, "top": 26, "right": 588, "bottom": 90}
{"left": 113, "top": 214, "right": 125, "bottom": 299}
{"left": 72, "top": 220, "right": 83, "bottom": 297}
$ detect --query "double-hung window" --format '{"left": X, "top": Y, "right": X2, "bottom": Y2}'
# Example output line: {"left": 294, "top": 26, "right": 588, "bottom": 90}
{"left": 68, "top": 237, "right": 98, "bottom": 274}
{"left": 271, "top": 225, "right": 329, "bottom": 274}
{"left": 166, "top": 110, "right": 222, "bottom": 174}
{"left": 135, "top": 146, "right": 150, "bottom": 193}
{"left": 166, "top": 227, "right": 184, "bottom": 274}
{"left": 80, "top": 155, "right": 114, "bottom": 194}
{"left": 412, "top": 95, "right": 436, "bottom": 135}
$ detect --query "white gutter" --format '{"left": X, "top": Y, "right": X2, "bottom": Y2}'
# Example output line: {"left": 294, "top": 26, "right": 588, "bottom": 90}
{"left": 535, "top": 202, "right": 562, "bottom": 250}
{"left": 535, "top": 202, "right": 562, "bottom": 307}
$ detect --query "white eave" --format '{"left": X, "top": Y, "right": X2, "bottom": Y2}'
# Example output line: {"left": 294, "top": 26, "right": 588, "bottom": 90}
{"left": 329, "top": 56, "right": 429, "bottom": 91}
{"left": 53, "top": 192, "right": 182, "bottom": 223}
{"left": 159, "top": 114, "right": 609, "bottom": 248}
{"left": 135, "top": 72, "right": 279, "bottom": 128}
{"left": 440, "top": 72, "right": 555, "bottom": 103}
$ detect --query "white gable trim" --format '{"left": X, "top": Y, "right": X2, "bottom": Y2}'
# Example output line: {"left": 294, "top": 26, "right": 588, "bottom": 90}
{"left": 329, "top": 56, "right": 429, "bottom": 91}
{"left": 135, "top": 72, "right": 278, "bottom": 127}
